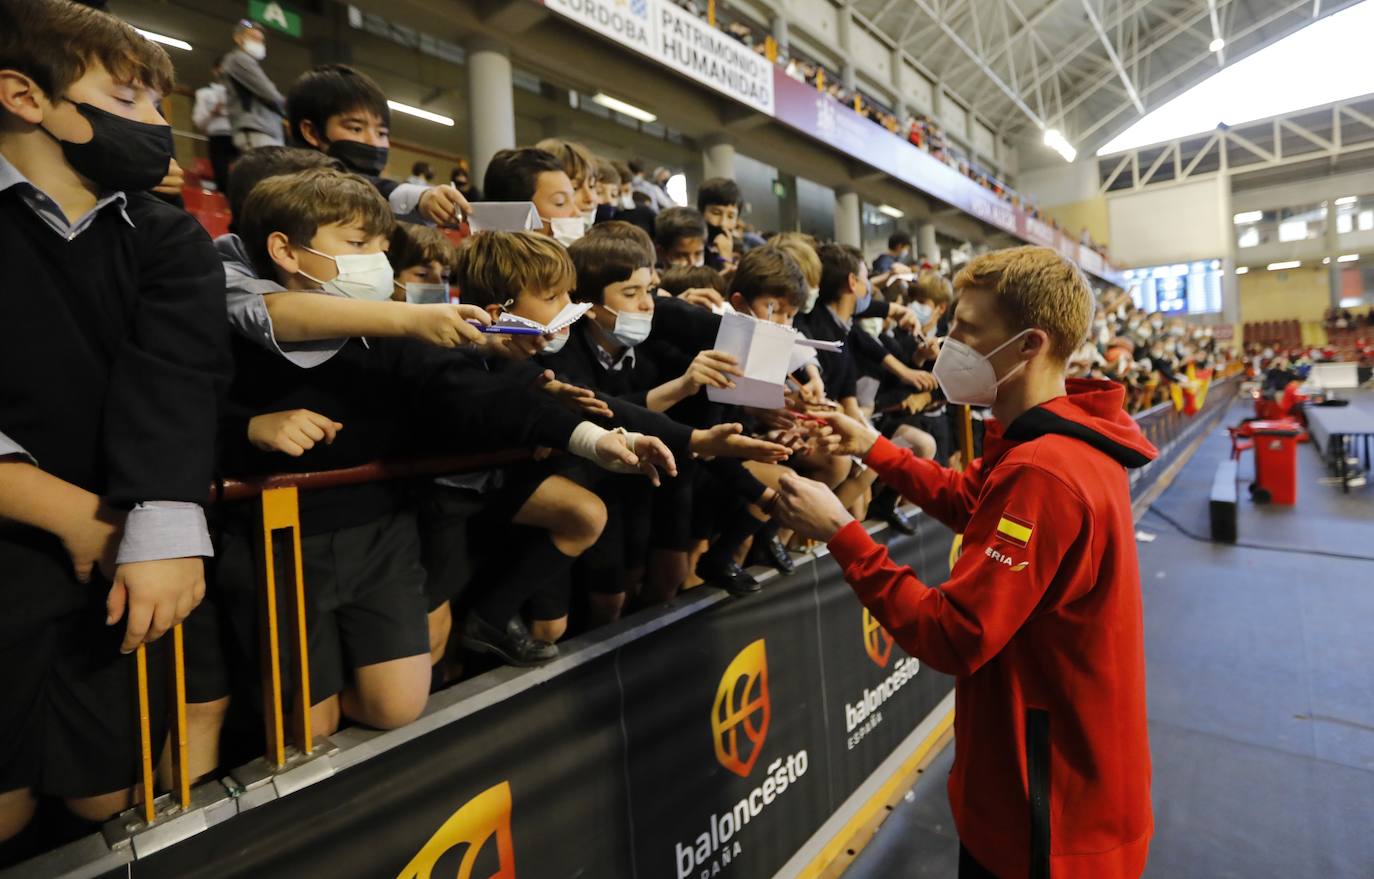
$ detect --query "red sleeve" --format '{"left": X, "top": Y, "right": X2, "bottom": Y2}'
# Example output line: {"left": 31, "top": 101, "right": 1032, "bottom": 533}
{"left": 827, "top": 463, "right": 1090, "bottom": 677}
{"left": 863, "top": 435, "right": 987, "bottom": 533}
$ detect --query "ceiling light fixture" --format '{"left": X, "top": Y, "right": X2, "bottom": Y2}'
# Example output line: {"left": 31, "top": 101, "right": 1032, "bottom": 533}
{"left": 1335, "top": 196, "right": 1358, "bottom": 205}
{"left": 1232, "top": 210, "right": 1263, "bottom": 224}
{"left": 1235, "top": 266, "right": 1249, "bottom": 274}
{"left": 1208, "top": 37, "right": 1225, "bottom": 53}
{"left": 878, "top": 204, "right": 905, "bottom": 219}
{"left": 135, "top": 28, "right": 191, "bottom": 51}
{"left": 1337, "top": 253, "right": 1359, "bottom": 262}
{"left": 1043, "top": 128, "right": 1077, "bottom": 163}
{"left": 591, "top": 93, "right": 657, "bottom": 123}
{"left": 1267, "top": 260, "right": 1301, "bottom": 270}
{"left": 386, "top": 100, "right": 454, "bottom": 126}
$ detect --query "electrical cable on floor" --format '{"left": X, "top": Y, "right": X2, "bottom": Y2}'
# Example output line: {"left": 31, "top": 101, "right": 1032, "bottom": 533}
{"left": 1144, "top": 504, "right": 1374, "bottom": 563}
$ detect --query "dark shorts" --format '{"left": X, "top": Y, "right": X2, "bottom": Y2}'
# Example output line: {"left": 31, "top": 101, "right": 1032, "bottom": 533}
{"left": 416, "top": 485, "right": 489, "bottom": 612}
{"left": 216, "top": 510, "right": 430, "bottom": 704}
{"left": 0, "top": 530, "right": 169, "bottom": 798}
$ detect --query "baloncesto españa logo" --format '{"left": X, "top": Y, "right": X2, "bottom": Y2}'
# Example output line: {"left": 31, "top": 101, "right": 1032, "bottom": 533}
{"left": 846, "top": 610, "right": 920, "bottom": 751}
{"left": 679, "top": 639, "right": 809, "bottom": 878}
{"left": 397, "top": 781, "right": 517, "bottom": 879}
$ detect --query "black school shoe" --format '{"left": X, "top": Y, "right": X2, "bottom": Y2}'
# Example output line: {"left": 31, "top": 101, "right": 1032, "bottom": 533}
{"left": 696, "top": 553, "right": 762, "bottom": 595}
{"left": 748, "top": 530, "right": 796, "bottom": 575}
{"left": 871, "top": 489, "right": 918, "bottom": 536}
{"left": 460, "top": 614, "right": 558, "bottom": 667}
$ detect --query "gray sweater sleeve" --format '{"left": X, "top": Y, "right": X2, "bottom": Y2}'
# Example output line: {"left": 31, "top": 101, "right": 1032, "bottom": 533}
{"left": 223, "top": 51, "right": 285, "bottom": 112}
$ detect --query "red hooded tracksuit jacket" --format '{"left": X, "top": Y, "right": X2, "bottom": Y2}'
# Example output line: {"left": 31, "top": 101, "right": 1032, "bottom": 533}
{"left": 828, "top": 379, "right": 1158, "bottom": 879}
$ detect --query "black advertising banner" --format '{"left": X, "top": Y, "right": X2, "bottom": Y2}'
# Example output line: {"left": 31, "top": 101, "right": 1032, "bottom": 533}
{"left": 128, "top": 662, "right": 633, "bottom": 879}
{"left": 78, "top": 528, "right": 954, "bottom": 879}
{"left": 814, "top": 521, "right": 957, "bottom": 799}
{"left": 617, "top": 569, "right": 835, "bottom": 879}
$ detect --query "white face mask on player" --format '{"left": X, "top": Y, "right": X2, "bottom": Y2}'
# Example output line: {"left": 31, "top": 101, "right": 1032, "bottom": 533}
{"left": 932, "top": 329, "right": 1034, "bottom": 407}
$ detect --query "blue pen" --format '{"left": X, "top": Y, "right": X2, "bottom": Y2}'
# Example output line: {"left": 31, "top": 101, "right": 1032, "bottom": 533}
{"left": 468, "top": 321, "right": 544, "bottom": 336}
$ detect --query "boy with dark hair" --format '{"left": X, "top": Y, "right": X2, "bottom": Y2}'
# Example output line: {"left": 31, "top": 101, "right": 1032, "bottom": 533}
{"left": 872, "top": 231, "right": 912, "bottom": 276}
{"left": 655, "top": 206, "right": 708, "bottom": 268}
{"left": 0, "top": 0, "right": 230, "bottom": 842}
{"left": 388, "top": 221, "right": 454, "bottom": 302}
{"left": 481, "top": 146, "right": 583, "bottom": 243}
{"left": 697, "top": 176, "right": 741, "bottom": 271}
{"left": 287, "top": 64, "right": 464, "bottom": 226}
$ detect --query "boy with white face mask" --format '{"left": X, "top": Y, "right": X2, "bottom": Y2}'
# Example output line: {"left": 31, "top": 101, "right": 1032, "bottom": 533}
{"left": 482, "top": 147, "right": 584, "bottom": 245}
{"left": 773, "top": 246, "right": 1159, "bottom": 879}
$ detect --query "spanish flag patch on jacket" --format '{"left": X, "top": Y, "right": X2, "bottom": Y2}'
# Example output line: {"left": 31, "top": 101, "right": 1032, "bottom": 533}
{"left": 995, "top": 513, "right": 1033, "bottom": 548}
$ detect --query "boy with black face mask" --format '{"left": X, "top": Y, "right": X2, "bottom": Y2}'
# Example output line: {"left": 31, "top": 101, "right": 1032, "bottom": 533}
{"left": 697, "top": 177, "right": 741, "bottom": 272}
{"left": 0, "top": 0, "right": 231, "bottom": 850}
{"left": 287, "top": 64, "right": 466, "bottom": 227}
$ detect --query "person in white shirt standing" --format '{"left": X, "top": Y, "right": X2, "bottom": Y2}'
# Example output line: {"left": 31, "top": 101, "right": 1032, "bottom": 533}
{"left": 191, "top": 56, "right": 236, "bottom": 190}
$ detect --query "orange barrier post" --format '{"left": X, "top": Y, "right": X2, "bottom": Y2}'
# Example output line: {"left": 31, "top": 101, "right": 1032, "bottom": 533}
{"left": 169, "top": 624, "right": 191, "bottom": 810}
{"left": 134, "top": 645, "right": 156, "bottom": 825}
{"left": 255, "top": 487, "right": 313, "bottom": 767}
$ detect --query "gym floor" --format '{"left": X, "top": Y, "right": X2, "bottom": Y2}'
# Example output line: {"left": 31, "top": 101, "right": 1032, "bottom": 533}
{"left": 843, "top": 399, "right": 1374, "bottom": 878}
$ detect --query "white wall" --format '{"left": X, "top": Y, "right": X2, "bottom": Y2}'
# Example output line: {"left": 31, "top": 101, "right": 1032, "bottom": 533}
{"left": 782, "top": 0, "right": 839, "bottom": 43}
{"left": 1108, "top": 178, "right": 1232, "bottom": 266}
{"left": 973, "top": 122, "right": 996, "bottom": 162}
{"left": 939, "top": 94, "right": 968, "bottom": 141}
{"left": 852, "top": 25, "right": 890, "bottom": 80}
{"left": 902, "top": 60, "right": 933, "bottom": 114}
{"left": 1016, "top": 159, "right": 1098, "bottom": 208}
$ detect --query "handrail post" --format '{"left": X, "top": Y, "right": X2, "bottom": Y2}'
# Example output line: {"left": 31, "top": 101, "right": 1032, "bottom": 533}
{"left": 256, "top": 487, "right": 313, "bottom": 767}
{"left": 169, "top": 624, "right": 191, "bottom": 810}
{"left": 134, "top": 645, "right": 156, "bottom": 825}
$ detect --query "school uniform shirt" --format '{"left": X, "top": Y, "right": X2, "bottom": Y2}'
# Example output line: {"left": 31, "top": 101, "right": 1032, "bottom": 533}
{"left": 826, "top": 379, "right": 1157, "bottom": 879}
{"left": 795, "top": 305, "right": 859, "bottom": 401}
{"left": 0, "top": 155, "right": 229, "bottom": 567}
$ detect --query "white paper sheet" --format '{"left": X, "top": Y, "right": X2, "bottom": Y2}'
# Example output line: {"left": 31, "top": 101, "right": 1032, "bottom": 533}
{"left": 795, "top": 337, "right": 844, "bottom": 353}
{"left": 467, "top": 202, "right": 540, "bottom": 233}
{"left": 706, "top": 312, "right": 796, "bottom": 409}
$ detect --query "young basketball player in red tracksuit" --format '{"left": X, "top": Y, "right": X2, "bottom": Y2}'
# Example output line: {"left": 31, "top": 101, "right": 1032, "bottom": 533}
{"left": 776, "top": 246, "right": 1158, "bottom": 879}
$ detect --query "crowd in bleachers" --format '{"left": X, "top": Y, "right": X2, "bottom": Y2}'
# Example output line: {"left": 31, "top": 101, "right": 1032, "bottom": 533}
{"left": 1070, "top": 288, "right": 1236, "bottom": 413}
{"left": 0, "top": 0, "right": 1195, "bottom": 863}
{"left": 707, "top": 0, "right": 1113, "bottom": 261}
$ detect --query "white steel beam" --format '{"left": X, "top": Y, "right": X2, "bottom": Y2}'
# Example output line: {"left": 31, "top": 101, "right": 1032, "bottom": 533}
{"left": 1080, "top": 0, "right": 1145, "bottom": 113}
{"left": 905, "top": 0, "right": 1047, "bottom": 130}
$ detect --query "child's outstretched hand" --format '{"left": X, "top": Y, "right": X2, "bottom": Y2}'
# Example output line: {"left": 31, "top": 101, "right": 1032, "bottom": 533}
{"left": 688, "top": 423, "right": 791, "bottom": 462}
{"left": 535, "top": 370, "right": 613, "bottom": 418}
{"left": 248, "top": 409, "right": 343, "bottom": 457}
{"left": 404, "top": 303, "right": 489, "bottom": 348}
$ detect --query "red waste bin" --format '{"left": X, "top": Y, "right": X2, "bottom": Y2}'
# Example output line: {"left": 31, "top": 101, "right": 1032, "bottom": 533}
{"left": 1249, "top": 420, "right": 1301, "bottom": 505}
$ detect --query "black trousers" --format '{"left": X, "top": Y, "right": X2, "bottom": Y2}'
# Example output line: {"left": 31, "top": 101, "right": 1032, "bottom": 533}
{"left": 207, "top": 134, "right": 238, "bottom": 190}
{"left": 959, "top": 844, "right": 1000, "bottom": 879}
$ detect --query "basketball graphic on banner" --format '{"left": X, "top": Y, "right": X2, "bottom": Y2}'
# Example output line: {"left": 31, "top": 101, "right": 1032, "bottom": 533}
{"left": 397, "top": 781, "right": 517, "bottom": 879}
{"left": 711, "top": 639, "right": 772, "bottom": 778}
